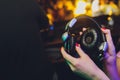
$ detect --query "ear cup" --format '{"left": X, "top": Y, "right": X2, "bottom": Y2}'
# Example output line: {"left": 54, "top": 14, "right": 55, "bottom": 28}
{"left": 79, "top": 27, "right": 105, "bottom": 68}
{"left": 80, "top": 28, "right": 99, "bottom": 50}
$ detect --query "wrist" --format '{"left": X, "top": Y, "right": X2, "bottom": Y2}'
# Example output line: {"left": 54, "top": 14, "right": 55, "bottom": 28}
{"left": 92, "top": 67, "right": 110, "bottom": 80}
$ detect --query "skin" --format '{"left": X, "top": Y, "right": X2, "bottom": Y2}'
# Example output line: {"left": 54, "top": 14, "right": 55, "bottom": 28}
{"left": 117, "top": 51, "right": 120, "bottom": 76}
{"left": 61, "top": 28, "right": 120, "bottom": 80}
{"left": 101, "top": 28, "right": 119, "bottom": 80}
{"left": 61, "top": 46, "right": 110, "bottom": 80}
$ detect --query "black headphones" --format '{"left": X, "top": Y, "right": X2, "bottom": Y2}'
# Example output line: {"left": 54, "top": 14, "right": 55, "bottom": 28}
{"left": 62, "top": 15, "right": 108, "bottom": 68}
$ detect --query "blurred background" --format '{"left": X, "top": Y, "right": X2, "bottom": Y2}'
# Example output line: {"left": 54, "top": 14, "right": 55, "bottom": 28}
{"left": 36, "top": 0, "right": 120, "bottom": 80}
{"left": 37, "top": 0, "right": 120, "bottom": 43}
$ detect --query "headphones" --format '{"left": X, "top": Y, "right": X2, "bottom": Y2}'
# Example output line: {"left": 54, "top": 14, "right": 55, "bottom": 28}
{"left": 62, "top": 15, "right": 108, "bottom": 68}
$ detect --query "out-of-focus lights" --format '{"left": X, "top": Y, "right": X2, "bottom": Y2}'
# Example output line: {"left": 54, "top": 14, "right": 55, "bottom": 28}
{"left": 74, "top": 0, "right": 87, "bottom": 17}
{"left": 50, "top": 26, "right": 54, "bottom": 30}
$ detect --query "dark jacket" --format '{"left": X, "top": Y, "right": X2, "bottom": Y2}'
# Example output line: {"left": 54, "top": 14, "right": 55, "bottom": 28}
{"left": 0, "top": 0, "right": 53, "bottom": 80}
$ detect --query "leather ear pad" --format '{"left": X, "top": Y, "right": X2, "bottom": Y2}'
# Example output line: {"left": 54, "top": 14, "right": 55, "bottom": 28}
{"left": 80, "top": 27, "right": 105, "bottom": 52}
{"left": 80, "top": 28, "right": 100, "bottom": 50}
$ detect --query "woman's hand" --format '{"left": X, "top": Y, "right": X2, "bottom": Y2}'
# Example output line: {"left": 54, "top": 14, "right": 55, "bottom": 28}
{"left": 61, "top": 44, "right": 110, "bottom": 80}
{"left": 101, "top": 27, "right": 120, "bottom": 80}
{"left": 101, "top": 27, "right": 116, "bottom": 65}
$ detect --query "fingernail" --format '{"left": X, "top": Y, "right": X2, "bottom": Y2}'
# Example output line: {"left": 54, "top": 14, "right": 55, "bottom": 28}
{"left": 60, "top": 47, "right": 62, "bottom": 51}
{"left": 75, "top": 43, "right": 79, "bottom": 47}
{"left": 102, "top": 27, "right": 106, "bottom": 30}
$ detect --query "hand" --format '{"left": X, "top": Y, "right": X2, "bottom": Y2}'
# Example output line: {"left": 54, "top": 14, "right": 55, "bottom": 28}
{"left": 101, "top": 27, "right": 120, "bottom": 80}
{"left": 61, "top": 44, "right": 110, "bottom": 80}
{"left": 101, "top": 27, "right": 116, "bottom": 65}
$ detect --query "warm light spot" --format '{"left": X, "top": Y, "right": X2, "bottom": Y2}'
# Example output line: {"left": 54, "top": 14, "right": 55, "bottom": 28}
{"left": 47, "top": 13, "right": 53, "bottom": 25}
{"left": 74, "top": 0, "right": 87, "bottom": 17}
{"left": 108, "top": 10, "right": 113, "bottom": 16}
{"left": 107, "top": 16, "right": 112, "bottom": 21}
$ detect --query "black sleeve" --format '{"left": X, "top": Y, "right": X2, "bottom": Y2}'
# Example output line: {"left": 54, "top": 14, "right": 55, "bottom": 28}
{"left": 37, "top": 6, "right": 49, "bottom": 30}
{"left": 0, "top": 0, "right": 53, "bottom": 80}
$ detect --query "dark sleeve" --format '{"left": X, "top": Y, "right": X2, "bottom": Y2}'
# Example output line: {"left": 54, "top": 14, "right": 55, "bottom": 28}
{"left": 37, "top": 6, "right": 49, "bottom": 30}
{"left": 0, "top": 0, "right": 53, "bottom": 80}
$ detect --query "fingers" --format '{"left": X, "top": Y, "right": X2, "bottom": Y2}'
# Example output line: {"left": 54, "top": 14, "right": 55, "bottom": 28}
{"left": 101, "top": 27, "right": 112, "bottom": 43}
{"left": 101, "top": 26, "right": 113, "bottom": 44}
{"left": 101, "top": 27, "right": 114, "bottom": 46}
{"left": 101, "top": 26, "right": 116, "bottom": 56}
{"left": 61, "top": 47, "right": 77, "bottom": 64}
{"left": 75, "top": 43, "right": 86, "bottom": 57}
{"left": 60, "top": 48, "right": 77, "bottom": 71}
